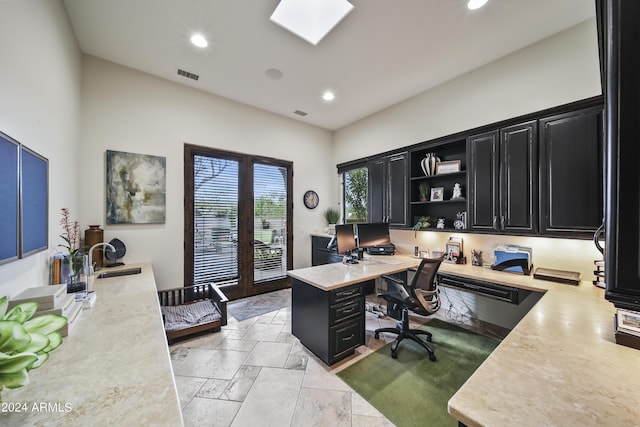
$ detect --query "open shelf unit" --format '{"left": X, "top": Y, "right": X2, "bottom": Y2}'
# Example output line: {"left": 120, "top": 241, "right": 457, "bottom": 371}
{"left": 409, "top": 138, "right": 468, "bottom": 232}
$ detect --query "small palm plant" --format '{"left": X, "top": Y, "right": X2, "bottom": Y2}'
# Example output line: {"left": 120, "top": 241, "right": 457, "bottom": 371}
{"left": 0, "top": 296, "right": 67, "bottom": 402}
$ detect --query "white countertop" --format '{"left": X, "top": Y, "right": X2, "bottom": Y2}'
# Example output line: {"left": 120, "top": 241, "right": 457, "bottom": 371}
{"left": 289, "top": 256, "right": 640, "bottom": 426}
{"left": 288, "top": 255, "right": 420, "bottom": 290}
{"left": 0, "top": 262, "right": 183, "bottom": 427}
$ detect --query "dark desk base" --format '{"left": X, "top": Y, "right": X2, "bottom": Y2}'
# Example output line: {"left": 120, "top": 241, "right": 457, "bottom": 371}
{"left": 291, "top": 278, "right": 368, "bottom": 365}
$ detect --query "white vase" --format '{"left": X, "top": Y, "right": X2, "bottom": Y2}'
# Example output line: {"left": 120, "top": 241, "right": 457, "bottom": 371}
{"left": 420, "top": 153, "right": 440, "bottom": 176}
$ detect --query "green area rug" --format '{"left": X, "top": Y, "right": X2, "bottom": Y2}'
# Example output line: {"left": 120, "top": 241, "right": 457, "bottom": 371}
{"left": 337, "top": 319, "right": 500, "bottom": 427}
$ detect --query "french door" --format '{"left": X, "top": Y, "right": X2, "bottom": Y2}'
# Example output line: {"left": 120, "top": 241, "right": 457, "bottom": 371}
{"left": 184, "top": 144, "right": 292, "bottom": 301}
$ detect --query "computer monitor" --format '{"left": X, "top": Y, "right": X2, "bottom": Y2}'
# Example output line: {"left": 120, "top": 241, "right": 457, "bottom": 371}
{"left": 335, "top": 223, "right": 357, "bottom": 256}
{"left": 356, "top": 222, "right": 391, "bottom": 248}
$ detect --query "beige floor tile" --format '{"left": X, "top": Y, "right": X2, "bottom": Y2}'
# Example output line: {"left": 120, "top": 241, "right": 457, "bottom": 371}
{"left": 243, "top": 341, "right": 293, "bottom": 368}
{"left": 173, "top": 375, "right": 207, "bottom": 409}
{"left": 241, "top": 322, "right": 285, "bottom": 342}
{"left": 182, "top": 396, "right": 242, "bottom": 427}
{"left": 352, "top": 414, "right": 396, "bottom": 427}
{"left": 231, "top": 367, "right": 304, "bottom": 426}
{"left": 172, "top": 348, "right": 248, "bottom": 380}
{"left": 302, "top": 357, "right": 351, "bottom": 392}
{"left": 219, "top": 365, "right": 261, "bottom": 402}
{"left": 217, "top": 338, "right": 258, "bottom": 352}
{"left": 291, "top": 387, "right": 352, "bottom": 426}
{"left": 196, "top": 378, "right": 231, "bottom": 399}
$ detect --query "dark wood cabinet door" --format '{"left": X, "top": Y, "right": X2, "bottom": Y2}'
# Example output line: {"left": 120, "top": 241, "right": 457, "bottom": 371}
{"left": 539, "top": 107, "right": 603, "bottom": 237}
{"left": 387, "top": 152, "right": 408, "bottom": 227}
{"left": 500, "top": 121, "right": 537, "bottom": 234}
{"left": 367, "top": 152, "right": 408, "bottom": 227}
{"left": 468, "top": 130, "right": 499, "bottom": 231}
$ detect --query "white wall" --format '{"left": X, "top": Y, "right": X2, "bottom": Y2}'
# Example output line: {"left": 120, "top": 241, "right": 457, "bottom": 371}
{"left": 333, "top": 18, "right": 601, "bottom": 163}
{"left": 0, "top": 0, "right": 82, "bottom": 298}
{"left": 79, "top": 56, "right": 334, "bottom": 290}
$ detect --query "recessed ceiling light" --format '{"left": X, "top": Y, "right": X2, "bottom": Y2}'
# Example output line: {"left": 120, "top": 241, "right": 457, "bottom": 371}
{"left": 467, "top": 0, "right": 488, "bottom": 10}
{"left": 190, "top": 34, "right": 208, "bottom": 48}
{"left": 322, "top": 91, "right": 335, "bottom": 101}
{"left": 270, "top": 0, "right": 354, "bottom": 46}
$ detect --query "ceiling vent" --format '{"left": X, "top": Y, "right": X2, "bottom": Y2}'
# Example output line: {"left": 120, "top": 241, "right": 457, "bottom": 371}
{"left": 177, "top": 68, "right": 199, "bottom": 81}
{"left": 294, "top": 110, "right": 308, "bottom": 117}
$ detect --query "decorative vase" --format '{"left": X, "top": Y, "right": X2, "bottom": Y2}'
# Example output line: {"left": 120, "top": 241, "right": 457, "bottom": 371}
{"left": 85, "top": 225, "right": 104, "bottom": 269}
{"left": 66, "top": 254, "right": 88, "bottom": 294}
{"left": 420, "top": 153, "right": 440, "bottom": 176}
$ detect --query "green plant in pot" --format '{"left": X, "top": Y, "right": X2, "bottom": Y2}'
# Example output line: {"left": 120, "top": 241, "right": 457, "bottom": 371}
{"left": 412, "top": 216, "right": 432, "bottom": 237}
{"left": 418, "top": 182, "right": 430, "bottom": 202}
{"left": 323, "top": 207, "right": 340, "bottom": 234}
{"left": 323, "top": 207, "right": 340, "bottom": 225}
{"left": 0, "top": 296, "right": 67, "bottom": 402}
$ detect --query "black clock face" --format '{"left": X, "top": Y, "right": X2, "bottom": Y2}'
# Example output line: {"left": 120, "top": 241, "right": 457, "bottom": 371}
{"left": 303, "top": 190, "right": 319, "bottom": 209}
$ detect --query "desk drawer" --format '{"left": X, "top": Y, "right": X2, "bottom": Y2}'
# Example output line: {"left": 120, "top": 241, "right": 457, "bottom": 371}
{"left": 331, "top": 284, "right": 363, "bottom": 304}
{"left": 330, "top": 298, "right": 364, "bottom": 324}
{"left": 330, "top": 317, "right": 364, "bottom": 363}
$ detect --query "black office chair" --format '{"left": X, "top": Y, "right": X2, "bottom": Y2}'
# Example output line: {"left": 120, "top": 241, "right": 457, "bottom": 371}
{"left": 374, "top": 256, "right": 444, "bottom": 361}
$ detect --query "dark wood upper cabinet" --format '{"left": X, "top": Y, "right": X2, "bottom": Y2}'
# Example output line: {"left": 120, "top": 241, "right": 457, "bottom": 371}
{"left": 368, "top": 152, "right": 408, "bottom": 227}
{"left": 468, "top": 121, "right": 537, "bottom": 234}
{"left": 468, "top": 130, "right": 499, "bottom": 231}
{"left": 539, "top": 107, "right": 604, "bottom": 237}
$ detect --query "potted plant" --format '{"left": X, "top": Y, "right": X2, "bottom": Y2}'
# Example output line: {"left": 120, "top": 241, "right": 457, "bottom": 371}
{"left": 0, "top": 296, "right": 67, "bottom": 402}
{"left": 412, "top": 216, "right": 431, "bottom": 237}
{"left": 323, "top": 207, "right": 340, "bottom": 234}
{"left": 418, "top": 182, "right": 430, "bottom": 202}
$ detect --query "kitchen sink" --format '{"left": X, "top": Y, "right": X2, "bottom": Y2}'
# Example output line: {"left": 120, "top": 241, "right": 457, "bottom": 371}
{"left": 97, "top": 267, "right": 142, "bottom": 279}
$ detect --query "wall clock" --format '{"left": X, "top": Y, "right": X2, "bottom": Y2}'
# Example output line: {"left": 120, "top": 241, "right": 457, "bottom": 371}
{"left": 303, "top": 190, "right": 319, "bottom": 209}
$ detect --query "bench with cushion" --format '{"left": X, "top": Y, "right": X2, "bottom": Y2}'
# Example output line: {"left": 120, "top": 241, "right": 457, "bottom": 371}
{"left": 158, "top": 283, "right": 228, "bottom": 343}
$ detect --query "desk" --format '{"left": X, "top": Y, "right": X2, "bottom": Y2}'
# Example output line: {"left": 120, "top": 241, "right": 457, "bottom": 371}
{"left": 288, "top": 255, "right": 419, "bottom": 365}
{"left": 290, "top": 257, "right": 640, "bottom": 426}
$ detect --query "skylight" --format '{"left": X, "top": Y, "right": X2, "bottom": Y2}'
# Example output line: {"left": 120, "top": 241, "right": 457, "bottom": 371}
{"left": 270, "top": 0, "right": 354, "bottom": 46}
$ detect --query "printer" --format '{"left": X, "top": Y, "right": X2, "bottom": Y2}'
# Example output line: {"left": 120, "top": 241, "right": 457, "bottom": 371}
{"left": 492, "top": 244, "right": 532, "bottom": 275}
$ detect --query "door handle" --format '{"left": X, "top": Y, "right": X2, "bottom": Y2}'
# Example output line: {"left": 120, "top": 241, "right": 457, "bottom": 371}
{"left": 501, "top": 216, "right": 505, "bottom": 230}
{"left": 493, "top": 216, "right": 497, "bottom": 230}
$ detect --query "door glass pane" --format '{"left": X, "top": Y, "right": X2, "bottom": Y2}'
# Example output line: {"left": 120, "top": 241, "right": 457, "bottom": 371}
{"left": 344, "top": 167, "right": 368, "bottom": 223}
{"left": 193, "top": 155, "right": 239, "bottom": 286}
{"left": 253, "top": 163, "right": 287, "bottom": 283}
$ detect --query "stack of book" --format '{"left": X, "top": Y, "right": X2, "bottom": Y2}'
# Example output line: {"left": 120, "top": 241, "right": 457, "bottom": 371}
{"left": 9, "top": 285, "right": 82, "bottom": 337}
{"left": 614, "top": 308, "right": 640, "bottom": 350}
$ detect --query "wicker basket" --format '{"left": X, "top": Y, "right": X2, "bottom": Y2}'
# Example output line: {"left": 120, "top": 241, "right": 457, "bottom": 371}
{"left": 158, "top": 283, "right": 228, "bottom": 343}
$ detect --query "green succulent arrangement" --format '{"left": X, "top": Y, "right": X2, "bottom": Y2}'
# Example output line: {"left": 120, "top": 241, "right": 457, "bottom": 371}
{"left": 0, "top": 296, "right": 67, "bottom": 402}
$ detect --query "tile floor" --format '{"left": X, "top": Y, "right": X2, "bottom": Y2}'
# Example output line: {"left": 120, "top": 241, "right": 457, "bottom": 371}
{"left": 170, "top": 290, "right": 505, "bottom": 426}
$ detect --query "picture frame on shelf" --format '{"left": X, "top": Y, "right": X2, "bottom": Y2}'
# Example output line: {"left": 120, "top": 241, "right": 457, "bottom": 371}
{"left": 435, "top": 160, "right": 461, "bottom": 175}
{"left": 430, "top": 187, "right": 444, "bottom": 202}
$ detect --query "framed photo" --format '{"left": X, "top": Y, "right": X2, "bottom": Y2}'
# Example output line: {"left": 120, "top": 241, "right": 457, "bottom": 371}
{"left": 430, "top": 187, "right": 444, "bottom": 202}
{"left": 617, "top": 309, "right": 640, "bottom": 337}
{"left": 436, "top": 160, "right": 461, "bottom": 175}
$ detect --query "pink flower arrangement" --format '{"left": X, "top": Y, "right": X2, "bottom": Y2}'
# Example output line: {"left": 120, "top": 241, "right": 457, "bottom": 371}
{"left": 58, "top": 208, "right": 83, "bottom": 277}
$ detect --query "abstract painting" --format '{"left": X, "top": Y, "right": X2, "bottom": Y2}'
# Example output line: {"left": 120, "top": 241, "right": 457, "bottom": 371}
{"left": 106, "top": 150, "right": 166, "bottom": 224}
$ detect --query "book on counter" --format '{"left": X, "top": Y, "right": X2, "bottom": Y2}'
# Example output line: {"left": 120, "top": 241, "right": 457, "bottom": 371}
{"left": 8, "top": 284, "right": 67, "bottom": 310}
{"left": 58, "top": 299, "right": 83, "bottom": 337}
{"left": 36, "top": 293, "right": 76, "bottom": 317}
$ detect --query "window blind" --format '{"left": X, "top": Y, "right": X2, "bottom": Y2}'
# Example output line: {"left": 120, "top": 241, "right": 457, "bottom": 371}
{"left": 193, "top": 155, "right": 239, "bottom": 285}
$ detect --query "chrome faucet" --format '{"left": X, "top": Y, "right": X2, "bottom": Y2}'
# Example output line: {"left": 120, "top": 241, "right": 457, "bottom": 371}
{"left": 88, "top": 242, "right": 116, "bottom": 273}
